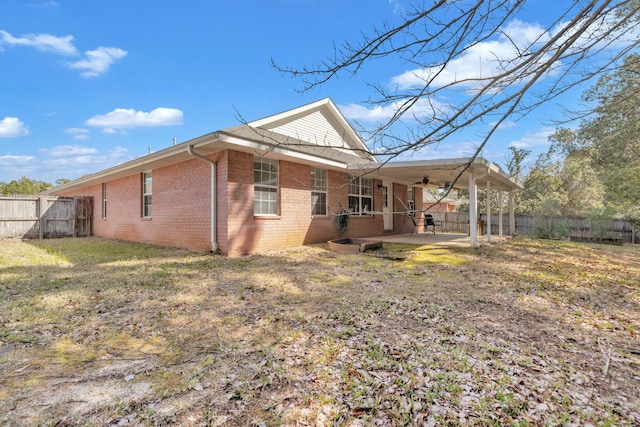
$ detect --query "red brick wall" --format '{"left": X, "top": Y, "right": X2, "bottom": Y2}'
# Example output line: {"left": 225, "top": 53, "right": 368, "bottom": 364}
{"left": 392, "top": 182, "right": 418, "bottom": 234}
{"left": 55, "top": 154, "right": 222, "bottom": 252}
{"left": 223, "top": 153, "right": 320, "bottom": 255}
{"left": 328, "top": 171, "right": 384, "bottom": 238}
{"left": 423, "top": 202, "right": 457, "bottom": 212}
{"left": 213, "top": 151, "right": 230, "bottom": 255}
{"left": 54, "top": 148, "right": 418, "bottom": 256}
{"left": 224, "top": 150, "right": 257, "bottom": 255}
{"left": 145, "top": 157, "right": 215, "bottom": 250}
{"left": 222, "top": 154, "right": 402, "bottom": 256}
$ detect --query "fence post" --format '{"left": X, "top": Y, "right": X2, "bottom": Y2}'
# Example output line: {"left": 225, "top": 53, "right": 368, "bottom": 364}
{"left": 72, "top": 197, "right": 77, "bottom": 238}
{"left": 38, "top": 195, "right": 45, "bottom": 239}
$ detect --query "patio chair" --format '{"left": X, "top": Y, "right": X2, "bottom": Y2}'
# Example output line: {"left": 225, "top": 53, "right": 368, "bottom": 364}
{"left": 423, "top": 214, "right": 443, "bottom": 234}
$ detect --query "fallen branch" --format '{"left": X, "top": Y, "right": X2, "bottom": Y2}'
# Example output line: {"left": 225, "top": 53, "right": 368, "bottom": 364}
{"left": 598, "top": 338, "right": 611, "bottom": 378}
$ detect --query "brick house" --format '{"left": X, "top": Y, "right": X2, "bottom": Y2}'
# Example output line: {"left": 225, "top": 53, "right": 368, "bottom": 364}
{"left": 48, "top": 98, "right": 521, "bottom": 255}
{"left": 423, "top": 191, "right": 465, "bottom": 212}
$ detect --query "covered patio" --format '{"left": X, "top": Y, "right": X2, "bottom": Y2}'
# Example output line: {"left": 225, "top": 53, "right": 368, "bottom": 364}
{"left": 351, "top": 157, "right": 523, "bottom": 248}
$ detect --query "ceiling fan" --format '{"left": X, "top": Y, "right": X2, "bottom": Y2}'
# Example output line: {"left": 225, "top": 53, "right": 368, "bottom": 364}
{"left": 412, "top": 176, "right": 461, "bottom": 191}
{"left": 413, "top": 176, "right": 431, "bottom": 186}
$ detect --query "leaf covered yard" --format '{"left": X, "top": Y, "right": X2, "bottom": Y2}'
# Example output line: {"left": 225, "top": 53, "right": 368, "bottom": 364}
{"left": 0, "top": 237, "right": 638, "bottom": 426}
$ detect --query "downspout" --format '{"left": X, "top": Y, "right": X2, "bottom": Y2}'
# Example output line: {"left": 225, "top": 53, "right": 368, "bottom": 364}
{"left": 187, "top": 145, "right": 218, "bottom": 253}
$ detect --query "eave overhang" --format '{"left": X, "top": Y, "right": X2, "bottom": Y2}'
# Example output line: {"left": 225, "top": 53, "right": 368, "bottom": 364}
{"left": 42, "top": 126, "right": 364, "bottom": 195}
{"left": 348, "top": 157, "right": 523, "bottom": 191}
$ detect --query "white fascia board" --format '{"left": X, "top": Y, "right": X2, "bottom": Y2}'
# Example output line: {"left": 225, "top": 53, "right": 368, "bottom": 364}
{"left": 247, "top": 98, "right": 331, "bottom": 128}
{"left": 347, "top": 158, "right": 473, "bottom": 174}
{"left": 347, "top": 157, "right": 522, "bottom": 190}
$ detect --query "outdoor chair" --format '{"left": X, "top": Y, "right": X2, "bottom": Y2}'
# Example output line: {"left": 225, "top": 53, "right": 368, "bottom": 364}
{"left": 423, "top": 213, "right": 443, "bottom": 234}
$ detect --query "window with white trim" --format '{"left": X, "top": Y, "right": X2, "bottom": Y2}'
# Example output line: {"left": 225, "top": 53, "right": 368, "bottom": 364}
{"left": 382, "top": 185, "right": 389, "bottom": 209}
{"left": 311, "top": 167, "right": 327, "bottom": 216}
{"left": 408, "top": 187, "right": 415, "bottom": 217}
{"left": 142, "top": 172, "right": 152, "bottom": 217}
{"left": 254, "top": 156, "right": 278, "bottom": 216}
{"left": 102, "top": 183, "right": 107, "bottom": 219}
{"left": 348, "top": 175, "right": 373, "bottom": 215}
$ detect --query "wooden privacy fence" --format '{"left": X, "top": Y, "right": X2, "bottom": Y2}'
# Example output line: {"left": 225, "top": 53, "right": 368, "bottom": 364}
{"left": 0, "top": 195, "right": 93, "bottom": 239}
{"left": 427, "top": 211, "right": 637, "bottom": 244}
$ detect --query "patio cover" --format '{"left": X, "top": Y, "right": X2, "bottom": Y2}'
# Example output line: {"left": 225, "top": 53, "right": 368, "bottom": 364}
{"left": 349, "top": 157, "right": 523, "bottom": 247}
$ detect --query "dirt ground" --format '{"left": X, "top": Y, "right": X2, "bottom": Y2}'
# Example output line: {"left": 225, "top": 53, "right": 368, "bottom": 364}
{"left": 0, "top": 236, "right": 639, "bottom": 426}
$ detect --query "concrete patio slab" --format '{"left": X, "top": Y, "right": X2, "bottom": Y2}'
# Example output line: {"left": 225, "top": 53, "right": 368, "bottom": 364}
{"left": 368, "top": 232, "right": 511, "bottom": 248}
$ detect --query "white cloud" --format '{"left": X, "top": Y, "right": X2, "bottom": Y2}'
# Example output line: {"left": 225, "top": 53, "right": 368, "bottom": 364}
{"left": 391, "top": 12, "right": 638, "bottom": 93}
{"left": 0, "top": 145, "right": 132, "bottom": 182}
{"left": 0, "top": 29, "right": 126, "bottom": 77}
{"left": 0, "top": 30, "right": 77, "bottom": 55}
{"left": 39, "top": 144, "right": 99, "bottom": 157}
{"left": 388, "top": 0, "right": 405, "bottom": 15}
{"left": 346, "top": 19, "right": 569, "bottom": 125}
{"left": 391, "top": 19, "right": 552, "bottom": 91}
{"left": 340, "top": 103, "right": 397, "bottom": 121}
{"left": 85, "top": 107, "right": 184, "bottom": 132}
{"left": 0, "top": 154, "right": 35, "bottom": 164}
{"left": 0, "top": 154, "right": 38, "bottom": 180}
{"left": 502, "top": 19, "right": 550, "bottom": 48}
{"left": 108, "top": 146, "right": 129, "bottom": 158}
{"left": 491, "top": 120, "right": 519, "bottom": 131}
{"left": 65, "top": 127, "right": 91, "bottom": 140}
{"left": 552, "top": 11, "right": 640, "bottom": 53}
{"left": 36, "top": 145, "right": 131, "bottom": 180}
{"left": 100, "top": 128, "right": 125, "bottom": 135}
{"left": 68, "top": 47, "right": 128, "bottom": 78}
{"left": 426, "top": 141, "right": 480, "bottom": 159}
{"left": 340, "top": 98, "right": 449, "bottom": 123}
{"left": 509, "top": 127, "right": 555, "bottom": 149}
{"left": 0, "top": 117, "right": 29, "bottom": 137}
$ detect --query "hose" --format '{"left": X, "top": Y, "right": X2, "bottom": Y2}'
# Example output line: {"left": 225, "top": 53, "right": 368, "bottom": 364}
{"left": 334, "top": 210, "right": 349, "bottom": 233}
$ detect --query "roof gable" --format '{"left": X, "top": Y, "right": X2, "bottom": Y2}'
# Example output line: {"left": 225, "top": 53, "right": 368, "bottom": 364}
{"left": 247, "top": 98, "right": 375, "bottom": 162}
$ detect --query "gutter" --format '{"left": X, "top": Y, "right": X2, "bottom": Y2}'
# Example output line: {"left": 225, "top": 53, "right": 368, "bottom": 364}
{"left": 187, "top": 145, "right": 218, "bottom": 253}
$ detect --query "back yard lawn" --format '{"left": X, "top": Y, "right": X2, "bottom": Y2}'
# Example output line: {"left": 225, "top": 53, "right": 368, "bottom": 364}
{"left": 0, "top": 237, "right": 638, "bottom": 426}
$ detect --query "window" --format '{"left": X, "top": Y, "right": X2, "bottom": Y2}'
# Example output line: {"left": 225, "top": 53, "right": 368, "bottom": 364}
{"left": 382, "top": 185, "right": 388, "bottom": 209}
{"left": 311, "top": 167, "right": 327, "bottom": 216}
{"left": 348, "top": 175, "right": 373, "bottom": 215}
{"left": 254, "top": 156, "right": 278, "bottom": 215}
{"left": 408, "top": 187, "right": 415, "bottom": 217}
{"left": 102, "top": 183, "right": 107, "bottom": 219}
{"left": 142, "top": 172, "right": 152, "bottom": 217}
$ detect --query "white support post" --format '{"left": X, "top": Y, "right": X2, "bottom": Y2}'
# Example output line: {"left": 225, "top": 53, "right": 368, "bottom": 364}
{"left": 486, "top": 180, "right": 492, "bottom": 243}
{"left": 509, "top": 190, "right": 516, "bottom": 236}
{"left": 468, "top": 172, "right": 478, "bottom": 247}
{"left": 498, "top": 189, "right": 504, "bottom": 238}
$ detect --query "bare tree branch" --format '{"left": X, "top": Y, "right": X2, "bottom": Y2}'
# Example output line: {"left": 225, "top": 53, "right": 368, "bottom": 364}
{"left": 273, "top": 0, "right": 640, "bottom": 189}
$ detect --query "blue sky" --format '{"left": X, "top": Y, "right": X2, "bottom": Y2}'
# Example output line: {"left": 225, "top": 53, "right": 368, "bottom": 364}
{"left": 0, "top": 0, "right": 630, "bottom": 183}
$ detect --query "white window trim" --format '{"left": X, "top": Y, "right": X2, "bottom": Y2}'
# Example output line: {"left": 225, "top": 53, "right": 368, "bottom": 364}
{"left": 408, "top": 187, "right": 415, "bottom": 217}
{"left": 254, "top": 157, "right": 279, "bottom": 216}
{"left": 348, "top": 175, "right": 373, "bottom": 216}
{"left": 142, "top": 171, "right": 152, "bottom": 218}
{"left": 311, "top": 167, "right": 327, "bottom": 216}
{"left": 102, "top": 182, "right": 107, "bottom": 219}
